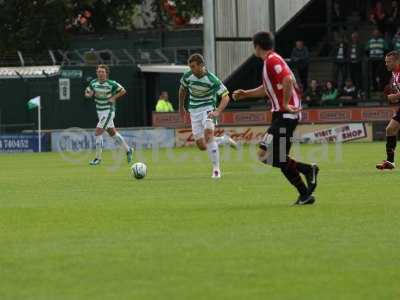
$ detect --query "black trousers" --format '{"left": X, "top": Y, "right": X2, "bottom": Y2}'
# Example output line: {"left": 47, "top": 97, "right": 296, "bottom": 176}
{"left": 297, "top": 66, "right": 309, "bottom": 91}
{"left": 370, "top": 60, "right": 385, "bottom": 91}
{"left": 259, "top": 112, "right": 298, "bottom": 167}
{"left": 333, "top": 62, "right": 348, "bottom": 87}
{"left": 349, "top": 62, "right": 362, "bottom": 89}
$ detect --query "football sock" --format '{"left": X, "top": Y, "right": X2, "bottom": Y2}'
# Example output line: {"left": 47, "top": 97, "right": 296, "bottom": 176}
{"left": 214, "top": 136, "right": 226, "bottom": 146}
{"left": 207, "top": 140, "right": 220, "bottom": 170}
{"left": 95, "top": 135, "right": 103, "bottom": 159}
{"left": 280, "top": 160, "right": 308, "bottom": 196}
{"left": 113, "top": 132, "right": 130, "bottom": 152}
{"left": 386, "top": 135, "right": 397, "bottom": 163}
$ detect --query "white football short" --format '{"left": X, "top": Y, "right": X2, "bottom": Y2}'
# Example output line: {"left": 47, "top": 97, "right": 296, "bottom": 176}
{"left": 190, "top": 107, "right": 216, "bottom": 140}
{"left": 97, "top": 110, "right": 115, "bottom": 129}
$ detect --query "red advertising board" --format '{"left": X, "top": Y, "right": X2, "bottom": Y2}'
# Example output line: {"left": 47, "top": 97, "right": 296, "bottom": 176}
{"left": 153, "top": 107, "right": 397, "bottom": 128}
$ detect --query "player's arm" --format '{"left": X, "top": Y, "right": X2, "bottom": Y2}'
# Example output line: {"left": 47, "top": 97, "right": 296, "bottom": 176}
{"left": 109, "top": 86, "right": 126, "bottom": 103}
{"left": 282, "top": 75, "right": 301, "bottom": 113}
{"left": 179, "top": 85, "right": 187, "bottom": 112}
{"left": 209, "top": 92, "right": 230, "bottom": 118}
{"left": 387, "top": 93, "right": 400, "bottom": 103}
{"left": 84, "top": 84, "right": 94, "bottom": 98}
{"left": 232, "top": 85, "right": 267, "bottom": 101}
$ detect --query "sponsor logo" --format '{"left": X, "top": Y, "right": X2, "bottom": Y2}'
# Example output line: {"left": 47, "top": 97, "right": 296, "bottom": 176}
{"left": 361, "top": 109, "right": 394, "bottom": 121}
{"left": 153, "top": 113, "right": 182, "bottom": 126}
{"left": 301, "top": 123, "right": 367, "bottom": 143}
{"left": 233, "top": 112, "right": 267, "bottom": 124}
{"left": 319, "top": 110, "right": 351, "bottom": 122}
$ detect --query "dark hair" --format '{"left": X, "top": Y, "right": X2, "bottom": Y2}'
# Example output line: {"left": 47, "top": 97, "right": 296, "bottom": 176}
{"left": 387, "top": 50, "right": 400, "bottom": 60}
{"left": 325, "top": 80, "right": 338, "bottom": 91}
{"left": 252, "top": 31, "right": 274, "bottom": 51}
{"left": 188, "top": 53, "right": 205, "bottom": 65}
{"left": 97, "top": 64, "right": 110, "bottom": 74}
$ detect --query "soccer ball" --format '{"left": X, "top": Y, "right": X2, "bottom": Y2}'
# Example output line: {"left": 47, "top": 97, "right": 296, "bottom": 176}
{"left": 131, "top": 162, "right": 147, "bottom": 179}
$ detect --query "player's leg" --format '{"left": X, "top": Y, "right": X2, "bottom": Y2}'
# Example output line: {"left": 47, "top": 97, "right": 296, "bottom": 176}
{"left": 203, "top": 113, "right": 221, "bottom": 178}
{"left": 386, "top": 119, "right": 400, "bottom": 163}
{"left": 277, "top": 121, "right": 315, "bottom": 205}
{"left": 214, "top": 134, "right": 238, "bottom": 149}
{"left": 191, "top": 112, "right": 207, "bottom": 151}
{"left": 90, "top": 126, "right": 105, "bottom": 165}
{"left": 204, "top": 126, "right": 221, "bottom": 179}
{"left": 377, "top": 114, "right": 400, "bottom": 169}
{"left": 90, "top": 111, "right": 109, "bottom": 165}
{"left": 107, "top": 127, "right": 134, "bottom": 164}
{"left": 258, "top": 119, "right": 314, "bottom": 205}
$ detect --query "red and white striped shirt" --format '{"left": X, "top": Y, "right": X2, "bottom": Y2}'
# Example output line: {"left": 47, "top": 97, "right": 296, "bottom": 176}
{"left": 262, "top": 52, "right": 301, "bottom": 112}
{"left": 392, "top": 66, "right": 400, "bottom": 93}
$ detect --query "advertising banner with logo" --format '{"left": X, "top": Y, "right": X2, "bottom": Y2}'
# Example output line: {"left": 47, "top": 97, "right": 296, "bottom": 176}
{"left": 0, "top": 134, "right": 50, "bottom": 152}
{"left": 176, "top": 123, "right": 372, "bottom": 147}
{"left": 298, "top": 123, "right": 372, "bottom": 143}
{"left": 51, "top": 128, "right": 175, "bottom": 152}
{"left": 176, "top": 126, "right": 268, "bottom": 147}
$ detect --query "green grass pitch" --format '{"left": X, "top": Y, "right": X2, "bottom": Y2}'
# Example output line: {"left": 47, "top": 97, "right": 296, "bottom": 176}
{"left": 1, "top": 143, "right": 399, "bottom": 300}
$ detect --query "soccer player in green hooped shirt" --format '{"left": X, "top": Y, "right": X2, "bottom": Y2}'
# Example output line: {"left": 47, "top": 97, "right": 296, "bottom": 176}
{"left": 85, "top": 64, "right": 133, "bottom": 166}
{"left": 179, "top": 53, "right": 237, "bottom": 179}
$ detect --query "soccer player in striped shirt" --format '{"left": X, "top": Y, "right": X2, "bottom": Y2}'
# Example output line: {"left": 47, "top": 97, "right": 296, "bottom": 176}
{"left": 233, "top": 32, "right": 318, "bottom": 205}
{"left": 85, "top": 64, "right": 133, "bottom": 166}
{"left": 179, "top": 54, "right": 237, "bottom": 178}
{"left": 376, "top": 51, "right": 400, "bottom": 170}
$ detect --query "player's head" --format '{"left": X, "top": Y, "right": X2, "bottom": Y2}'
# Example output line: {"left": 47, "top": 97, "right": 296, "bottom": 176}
{"left": 96, "top": 64, "right": 109, "bottom": 81}
{"left": 385, "top": 51, "right": 400, "bottom": 71}
{"left": 252, "top": 31, "right": 274, "bottom": 58}
{"left": 188, "top": 53, "right": 205, "bottom": 77}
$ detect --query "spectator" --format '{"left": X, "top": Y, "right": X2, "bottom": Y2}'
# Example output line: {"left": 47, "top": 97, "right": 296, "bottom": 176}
{"left": 387, "top": 0, "right": 400, "bottom": 38}
{"left": 338, "top": 78, "right": 359, "bottom": 105}
{"left": 348, "top": 32, "right": 364, "bottom": 90}
{"left": 303, "top": 79, "right": 322, "bottom": 107}
{"left": 291, "top": 40, "right": 310, "bottom": 91}
{"left": 331, "top": 36, "right": 348, "bottom": 88}
{"left": 366, "top": 29, "right": 389, "bottom": 91}
{"left": 332, "top": 0, "right": 346, "bottom": 36}
{"left": 155, "top": 91, "right": 174, "bottom": 112}
{"left": 321, "top": 81, "right": 339, "bottom": 106}
{"left": 392, "top": 26, "right": 400, "bottom": 51}
{"left": 370, "top": 1, "right": 387, "bottom": 35}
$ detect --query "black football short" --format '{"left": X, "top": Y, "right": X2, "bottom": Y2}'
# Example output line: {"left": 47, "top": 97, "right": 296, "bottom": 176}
{"left": 392, "top": 107, "right": 400, "bottom": 123}
{"left": 259, "top": 112, "right": 298, "bottom": 167}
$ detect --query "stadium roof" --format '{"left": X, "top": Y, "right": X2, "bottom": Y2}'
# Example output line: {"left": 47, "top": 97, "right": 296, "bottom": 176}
{"left": 137, "top": 64, "right": 189, "bottom": 74}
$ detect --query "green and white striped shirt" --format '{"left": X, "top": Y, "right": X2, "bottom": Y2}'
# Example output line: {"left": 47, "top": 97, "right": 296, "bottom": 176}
{"left": 86, "top": 79, "right": 124, "bottom": 112}
{"left": 180, "top": 70, "right": 229, "bottom": 112}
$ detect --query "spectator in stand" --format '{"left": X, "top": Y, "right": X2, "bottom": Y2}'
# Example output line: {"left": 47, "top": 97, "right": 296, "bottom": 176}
{"left": 290, "top": 40, "right": 310, "bottom": 91}
{"left": 387, "top": 1, "right": 400, "bottom": 38}
{"left": 366, "top": 29, "right": 389, "bottom": 91}
{"left": 392, "top": 26, "right": 400, "bottom": 51}
{"left": 370, "top": 1, "right": 387, "bottom": 35}
{"left": 332, "top": 0, "right": 346, "bottom": 37}
{"left": 331, "top": 36, "right": 348, "bottom": 88}
{"left": 303, "top": 79, "right": 322, "bottom": 107}
{"left": 155, "top": 91, "right": 174, "bottom": 112}
{"left": 348, "top": 32, "right": 364, "bottom": 90}
{"left": 338, "top": 78, "right": 359, "bottom": 105}
{"left": 321, "top": 81, "right": 339, "bottom": 106}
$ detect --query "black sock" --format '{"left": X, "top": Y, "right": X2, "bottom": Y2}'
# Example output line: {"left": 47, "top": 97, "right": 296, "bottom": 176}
{"left": 280, "top": 163, "right": 308, "bottom": 196}
{"left": 288, "top": 157, "right": 312, "bottom": 175}
{"left": 386, "top": 136, "right": 397, "bottom": 163}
